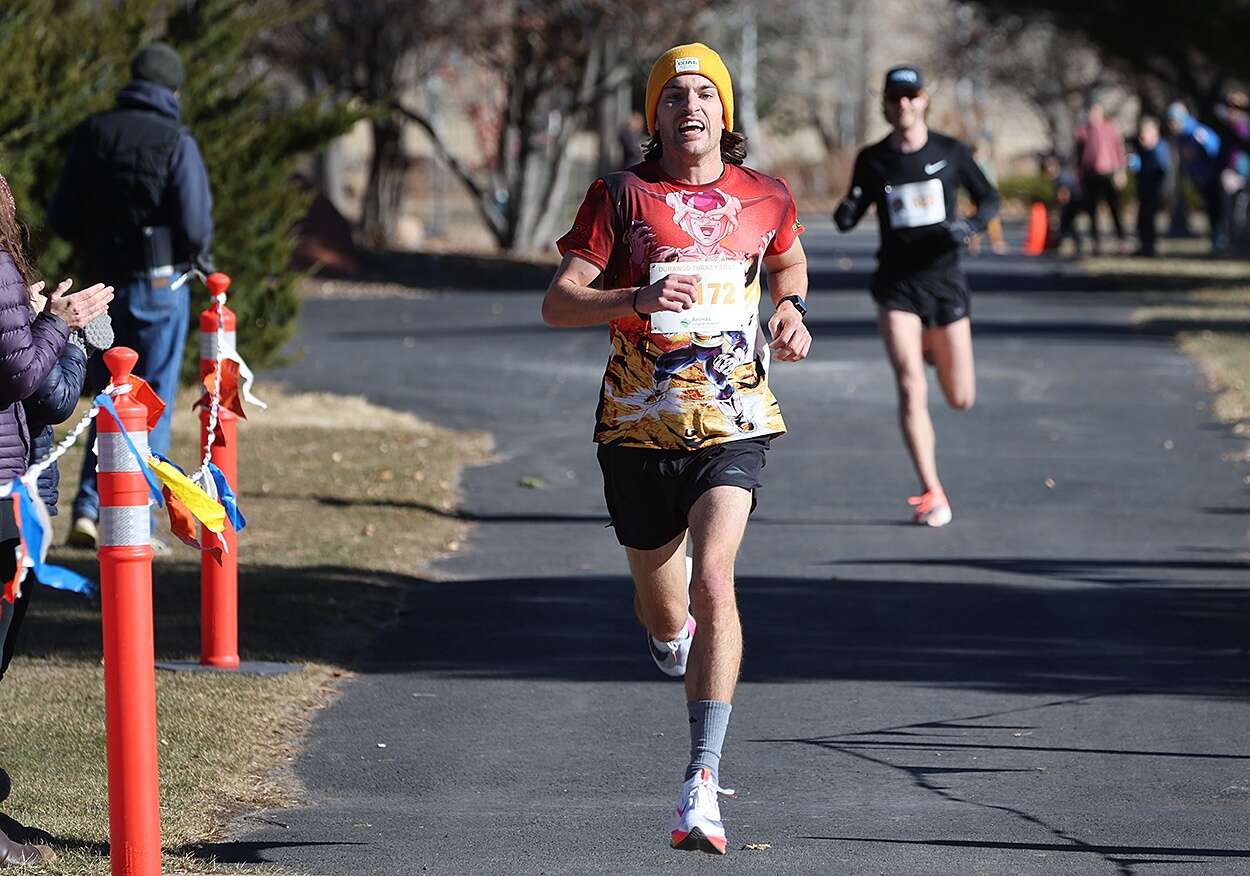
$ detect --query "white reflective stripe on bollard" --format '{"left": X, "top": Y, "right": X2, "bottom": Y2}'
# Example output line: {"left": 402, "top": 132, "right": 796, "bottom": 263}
{"left": 99, "top": 505, "right": 151, "bottom": 547}
{"left": 200, "top": 330, "right": 236, "bottom": 360}
{"left": 97, "top": 430, "right": 150, "bottom": 473}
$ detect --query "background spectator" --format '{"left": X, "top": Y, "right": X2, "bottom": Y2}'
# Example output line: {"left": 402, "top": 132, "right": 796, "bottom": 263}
{"left": 1043, "top": 152, "right": 1084, "bottom": 256}
{"left": 1073, "top": 93, "right": 1128, "bottom": 254}
{"left": 1167, "top": 100, "right": 1226, "bottom": 250}
{"left": 1129, "top": 115, "right": 1171, "bottom": 256}
{"left": 48, "top": 42, "right": 213, "bottom": 550}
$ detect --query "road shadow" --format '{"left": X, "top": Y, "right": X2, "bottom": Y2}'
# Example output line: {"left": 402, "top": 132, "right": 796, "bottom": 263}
{"left": 342, "top": 566, "right": 1250, "bottom": 699}
{"left": 21, "top": 559, "right": 413, "bottom": 669}
{"left": 24, "top": 557, "right": 1249, "bottom": 696}
{"left": 751, "top": 692, "right": 1250, "bottom": 876}
{"left": 179, "top": 839, "right": 367, "bottom": 866}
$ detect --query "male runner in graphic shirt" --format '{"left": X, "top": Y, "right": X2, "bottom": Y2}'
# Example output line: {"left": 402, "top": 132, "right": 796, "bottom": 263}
{"left": 543, "top": 42, "right": 810, "bottom": 854}
{"left": 835, "top": 65, "right": 999, "bottom": 526}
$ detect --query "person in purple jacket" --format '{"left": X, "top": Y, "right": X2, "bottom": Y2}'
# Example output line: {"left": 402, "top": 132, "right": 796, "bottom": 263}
{"left": 0, "top": 173, "right": 111, "bottom": 865}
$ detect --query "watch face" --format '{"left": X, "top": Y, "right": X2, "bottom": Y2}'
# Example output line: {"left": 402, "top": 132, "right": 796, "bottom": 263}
{"left": 789, "top": 296, "right": 808, "bottom": 315}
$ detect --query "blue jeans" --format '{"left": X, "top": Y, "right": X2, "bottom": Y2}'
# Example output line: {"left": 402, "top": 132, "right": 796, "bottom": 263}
{"left": 72, "top": 277, "right": 189, "bottom": 522}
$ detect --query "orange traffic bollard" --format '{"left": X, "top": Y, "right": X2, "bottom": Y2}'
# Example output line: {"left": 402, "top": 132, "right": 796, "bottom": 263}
{"left": 98, "top": 347, "right": 162, "bottom": 876}
{"left": 199, "top": 272, "right": 240, "bottom": 670}
{"left": 1022, "top": 200, "right": 1049, "bottom": 256}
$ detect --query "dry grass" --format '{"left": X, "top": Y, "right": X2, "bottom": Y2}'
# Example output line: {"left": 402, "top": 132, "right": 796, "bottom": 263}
{"left": 0, "top": 382, "right": 491, "bottom": 874}
{"left": 1084, "top": 249, "right": 1250, "bottom": 459}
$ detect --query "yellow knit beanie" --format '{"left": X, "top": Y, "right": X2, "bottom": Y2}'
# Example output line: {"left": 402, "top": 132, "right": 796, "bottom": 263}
{"left": 645, "top": 43, "right": 734, "bottom": 136}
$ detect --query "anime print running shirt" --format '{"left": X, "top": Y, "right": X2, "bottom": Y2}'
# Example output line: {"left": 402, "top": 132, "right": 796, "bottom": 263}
{"left": 558, "top": 160, "right": 803, "bottom": 450}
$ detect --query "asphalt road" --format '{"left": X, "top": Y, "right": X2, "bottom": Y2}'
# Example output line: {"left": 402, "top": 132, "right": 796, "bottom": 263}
{"left": 224, "top": 221, "right": 1250, "bottom": 875}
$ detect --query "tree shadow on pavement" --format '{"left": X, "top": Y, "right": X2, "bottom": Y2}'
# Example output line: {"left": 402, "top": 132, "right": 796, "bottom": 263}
{"left": 177, "top": 839, "right": 367, "bottom": 866}
{"left": 27, "top": 558, "right": 1250, "bottom": 699}
{"left": 342, "top": 565, "right": 1250, "bottom": 700}
{"left": 23, "top": 559, "right": 411, "bottom": 669}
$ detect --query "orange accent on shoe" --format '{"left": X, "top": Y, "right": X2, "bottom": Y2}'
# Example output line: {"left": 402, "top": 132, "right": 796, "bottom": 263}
{"left": 907, "top": 490, "right": 948, "bottom": 515}
{"left": 671, "top": 830, "right": 690, "bottom": 846}
{"left": 706, "top": 834, "right": 728, "bottom": 854}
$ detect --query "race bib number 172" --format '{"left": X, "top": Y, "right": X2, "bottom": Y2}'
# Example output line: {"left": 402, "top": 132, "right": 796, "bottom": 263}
{"left": 648, "top": 261, "right": 748, "bottom": 334}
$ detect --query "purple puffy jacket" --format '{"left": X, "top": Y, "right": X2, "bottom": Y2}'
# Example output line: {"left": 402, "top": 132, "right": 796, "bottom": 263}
{"left": 0, "top": 250, "right": 69, "bottom": 484}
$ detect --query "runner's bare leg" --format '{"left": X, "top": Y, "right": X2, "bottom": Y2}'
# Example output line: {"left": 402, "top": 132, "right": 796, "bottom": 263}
{"left": 878, "top": 308, "right": 942, "bottom": 493}
{"left": 684, "top": 485, "right": 751, "bottom": 703}
{"left": 926, "top": 316, "right": 975, "bottom": 410}
{"left": 628, "top": 532, "right": 690, "bottom": 643}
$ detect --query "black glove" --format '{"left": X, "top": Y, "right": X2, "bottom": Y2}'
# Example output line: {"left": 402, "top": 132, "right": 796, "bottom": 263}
{"left": 834, "top": 187, "right": 864, "bottom": 232}
{"left": 944, "top": 219, "right": 975, "bottom": 248}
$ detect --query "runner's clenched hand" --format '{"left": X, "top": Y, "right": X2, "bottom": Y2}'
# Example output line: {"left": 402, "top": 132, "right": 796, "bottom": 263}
{"left": 768, "top": 305, "right": 811, "bottom": 361}
{"left": 45, "top": 280, "right": 114, "bottom": 330}
{"left": 635, "top": 273, "right": 698, "bottom": 314}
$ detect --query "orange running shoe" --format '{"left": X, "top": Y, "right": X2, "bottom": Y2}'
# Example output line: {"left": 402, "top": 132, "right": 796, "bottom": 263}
{"left": 908, "top": 490, "right": 953, "bottom": 527}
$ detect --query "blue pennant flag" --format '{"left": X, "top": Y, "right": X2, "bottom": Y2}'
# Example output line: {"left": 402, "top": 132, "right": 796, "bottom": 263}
{"left": 207, "top": 463, "right": 246, "bottom": 532}
{"left": 94, "top": 394, "right": 164, "bottom": 507}
{"left": 13, "top": 481, "right": 94, "bottom": 598}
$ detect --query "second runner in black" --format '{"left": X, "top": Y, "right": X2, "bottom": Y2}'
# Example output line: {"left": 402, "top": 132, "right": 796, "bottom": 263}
{"left": 834, "top": 64, "right": 1000, "bottom": 526}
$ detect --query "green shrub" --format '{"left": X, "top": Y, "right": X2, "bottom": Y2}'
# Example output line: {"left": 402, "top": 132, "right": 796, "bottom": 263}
{"left": 0, "top": 0, "right": 360, "bottom": 381}
{"left": 997, "top": 173, "right": 1055, "bottom": 206}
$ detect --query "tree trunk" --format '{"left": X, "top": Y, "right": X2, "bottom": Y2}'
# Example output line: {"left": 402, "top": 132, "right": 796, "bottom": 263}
{"left": 362, "top": 116, "right": 408, "bottom": 247}
{"left": 596, "top": 32, "right": 623, "bottom": 175}
{"left": 736, "top": 2, "right": 765, "bottom": 163}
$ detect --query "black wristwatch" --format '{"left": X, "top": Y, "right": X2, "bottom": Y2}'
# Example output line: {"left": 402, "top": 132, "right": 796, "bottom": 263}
{"left": 780, "top": 295, "right": 808, "bottom": 318}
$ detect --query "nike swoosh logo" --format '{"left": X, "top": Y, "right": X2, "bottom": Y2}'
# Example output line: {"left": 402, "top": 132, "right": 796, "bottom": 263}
{"left": 649, "top": 639, "right": 673, "bottom": 662}
{"left": 723, "top": 467, "right": 747, "bottom": 477}
{"left": 924, "top": 160, "right": 947, "bottom": 175}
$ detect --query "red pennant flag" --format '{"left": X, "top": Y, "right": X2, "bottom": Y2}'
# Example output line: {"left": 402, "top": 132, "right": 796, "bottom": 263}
{"left": 162, "top": 486, "right": 224, "bottom": 561}
{"left": 4, "top": 495, "right": 24, "bottom": 603}
{"left": 126, "top": 375, "right": 166, "bottom": 431}
{"left": 198, "top": 360, "right": 247, "bottom": 420}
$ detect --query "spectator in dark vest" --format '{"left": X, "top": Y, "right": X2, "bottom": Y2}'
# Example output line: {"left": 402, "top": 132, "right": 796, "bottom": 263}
{"left": 1130, "top": 116, "right": 1171, "bottom": 256}
{"left": 49, "top": 42, "right": 213, "bottom": 549}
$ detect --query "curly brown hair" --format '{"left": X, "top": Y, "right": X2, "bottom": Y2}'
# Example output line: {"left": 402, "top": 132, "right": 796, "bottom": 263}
{"left": 0, "top": 174, "right": 34, "bottom": 288}
{"left": 642, "top": 129, "right": 748, "bottom": 166}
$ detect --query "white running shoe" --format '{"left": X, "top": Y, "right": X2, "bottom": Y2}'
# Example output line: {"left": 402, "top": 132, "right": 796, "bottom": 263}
{"left": 647, "top": 614, "right": 696, "bottom": 678}
{"left": 670, "top": 768, "right": 735, "bottom": 854}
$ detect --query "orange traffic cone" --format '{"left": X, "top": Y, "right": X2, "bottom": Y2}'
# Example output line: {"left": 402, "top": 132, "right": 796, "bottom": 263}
{"left": 1022, "top": 201, "right": 1048, "bottom": 256}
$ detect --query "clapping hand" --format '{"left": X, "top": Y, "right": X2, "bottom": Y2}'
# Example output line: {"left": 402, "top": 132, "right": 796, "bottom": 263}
{"left": 45, "top": 279, "right": 114, "bottom": 330}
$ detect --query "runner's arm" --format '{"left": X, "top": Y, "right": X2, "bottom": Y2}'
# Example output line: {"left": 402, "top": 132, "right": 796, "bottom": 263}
{"left": 763, "top": 238, "right": 808, "bottom": 308}
{"left": 834, "top": 153, "right": 871, "bottom": 232}
{"left": 957, "top": 145, "right": 1001, "bottom": 233}
{"left": 541, "top": 253, "right": 697, "bottom": 328}
{"left": 763, "top": 239, "right": 811, "bottom": 362}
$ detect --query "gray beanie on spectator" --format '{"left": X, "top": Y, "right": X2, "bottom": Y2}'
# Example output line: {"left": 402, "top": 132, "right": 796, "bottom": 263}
{"left": 131, "top": 42, "right": 184, "bottom": 91}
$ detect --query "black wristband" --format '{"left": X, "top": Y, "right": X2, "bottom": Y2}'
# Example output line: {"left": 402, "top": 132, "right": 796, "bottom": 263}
{"left": 632, "top": 287, "right": 647, "bottom": 321}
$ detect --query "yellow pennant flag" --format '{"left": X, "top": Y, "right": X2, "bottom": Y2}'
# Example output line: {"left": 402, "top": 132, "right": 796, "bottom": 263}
{"left": 146, "top": 456, "right": 227, "bottom": 534}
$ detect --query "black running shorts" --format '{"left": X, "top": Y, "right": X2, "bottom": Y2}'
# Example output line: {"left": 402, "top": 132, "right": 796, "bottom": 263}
{"left": 872, "top": 273, "right": 971, "bottom": 327}
{"left": 596, "top": 437, "right": 771, "bottom": 550}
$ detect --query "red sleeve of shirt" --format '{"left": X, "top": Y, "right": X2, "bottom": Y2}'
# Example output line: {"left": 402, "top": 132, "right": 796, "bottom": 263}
{"left": 556, "top": 178, "right": 614, "bottom": 271}
{"left": 765, "top": 176, "right": 804, "bottom": 258}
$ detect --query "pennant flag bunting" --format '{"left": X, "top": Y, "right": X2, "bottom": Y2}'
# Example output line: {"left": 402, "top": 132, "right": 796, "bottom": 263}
{"left": 206, "top": 463, "right": 246, "bottom": 532}
{"left": 94, "top": 394, "right": 164, "bottom": 507}
{"left": 226, "top": 352, "right": 268, "bottom": 410}
{"left": 148, "top": 455, "right": 226, "bottom": 534}
{"left": 8, "top": 481, "right": 94, "bottom": 599}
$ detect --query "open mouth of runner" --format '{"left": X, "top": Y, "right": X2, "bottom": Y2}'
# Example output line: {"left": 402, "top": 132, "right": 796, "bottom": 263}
{"left": 677, "top": 118, "right": 706, "bottom": 142}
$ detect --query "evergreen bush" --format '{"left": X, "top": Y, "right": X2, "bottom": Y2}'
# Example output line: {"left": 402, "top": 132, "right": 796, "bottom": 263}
{"left": 0, "top": 0, "right": 359, "bottom": 380}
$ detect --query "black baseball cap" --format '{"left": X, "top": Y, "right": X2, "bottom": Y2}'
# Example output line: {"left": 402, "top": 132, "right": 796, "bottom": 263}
{"left": 884, "top": 65, "right": 924, "bottom": 97}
